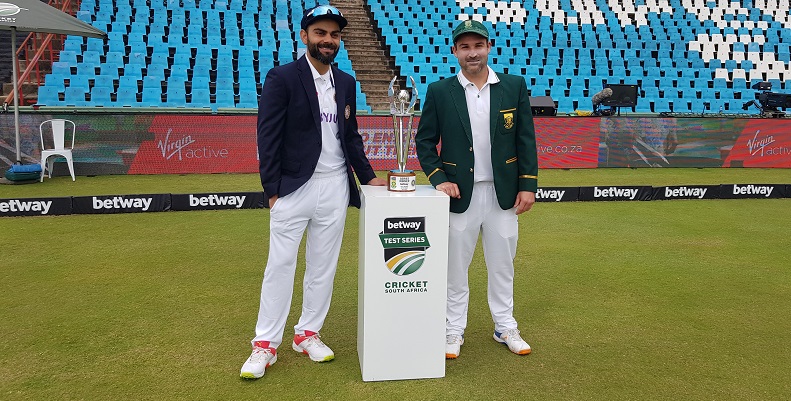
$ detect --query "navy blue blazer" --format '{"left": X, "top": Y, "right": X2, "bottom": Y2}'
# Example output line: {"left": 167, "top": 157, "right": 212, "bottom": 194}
{"left": 257, "top": 56, "right": 377, "bottom": 208}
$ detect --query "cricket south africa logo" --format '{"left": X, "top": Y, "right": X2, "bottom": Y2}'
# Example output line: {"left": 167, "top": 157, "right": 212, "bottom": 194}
{"left": 379, "top": 217, "right": 429, "bottom": 276}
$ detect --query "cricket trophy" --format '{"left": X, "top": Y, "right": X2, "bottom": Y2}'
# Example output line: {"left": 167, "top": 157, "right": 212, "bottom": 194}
{"left": 387, "top": 76, "right": 419, "bottom": 192}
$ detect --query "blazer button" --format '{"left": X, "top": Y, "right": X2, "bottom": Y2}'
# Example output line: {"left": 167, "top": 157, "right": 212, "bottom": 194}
{"left": 469, "top": 168, "right": 474, "bottom": 172}
{"left": 469, "top": 147, "right": 473, "bottom": 152}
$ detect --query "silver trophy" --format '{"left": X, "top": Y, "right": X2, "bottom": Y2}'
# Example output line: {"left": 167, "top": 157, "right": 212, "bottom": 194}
{"left": 387, "top": 76, "right": 419, "bottom": 192}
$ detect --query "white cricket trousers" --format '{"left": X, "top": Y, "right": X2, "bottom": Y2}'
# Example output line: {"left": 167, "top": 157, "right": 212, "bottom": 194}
{"left": 446, "top": 181, "right": 520, "bottom": 336}
{"left": 252, "top": 168, "right": 350, "bottom": 349}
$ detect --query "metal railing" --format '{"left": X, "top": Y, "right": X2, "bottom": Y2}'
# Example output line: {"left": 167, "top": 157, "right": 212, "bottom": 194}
{"left": 3, "top": 0, "right": 80, "bottom": 106}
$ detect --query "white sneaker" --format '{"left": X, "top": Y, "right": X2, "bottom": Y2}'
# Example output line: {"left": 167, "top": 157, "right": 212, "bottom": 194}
{"left": 292, "top": 331, "right": 335, "bottom": 362}
{"left": 445, "top": 334, "right": 464, "bottom": 359}
{"left": 240, "top": 347, "right": 277, "bottom": 379}
{"left": 494, "top": 328, "right": 531, "bottom": 355}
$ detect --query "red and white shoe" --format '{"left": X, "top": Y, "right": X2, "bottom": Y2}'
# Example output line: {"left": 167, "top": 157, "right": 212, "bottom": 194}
{"left": 292, "top": 331, "right": 335, "bottom": 362}
{"left": 240, "top": 343, "right": 277, "bottom": 379}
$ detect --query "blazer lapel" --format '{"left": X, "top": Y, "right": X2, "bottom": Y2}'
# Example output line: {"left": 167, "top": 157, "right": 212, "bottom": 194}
{"left": 333, "top": 65, "right": 345, "bottom": 139}
{"left": 489, "top": 75, "right": 504, "bottom": 143}
{"left": 297, "top": 57, "right": 322, "bottom": 135}
{"left": 449, "top": 78, "right": 473, "bottom": 144}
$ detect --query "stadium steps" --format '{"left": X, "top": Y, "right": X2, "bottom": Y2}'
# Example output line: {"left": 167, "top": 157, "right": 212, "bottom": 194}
{"left": 0, "top": 30, "right": 13, "bottom": 96}
{"left": 2, "top": 35, "right": 56, "bottom": 104}
{"left": 0, "top": 30, "right": 32, "bottom": 101}
{"left": 333, "top": 0, "right": 403, "bottom": 111}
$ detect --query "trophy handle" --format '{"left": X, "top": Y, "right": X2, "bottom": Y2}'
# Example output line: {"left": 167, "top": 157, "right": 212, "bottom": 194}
{"left": 408, "top": 76, "right": 419, "bottom": 113}
{"left": 388, "top": 76, "right": 398, "bottom": 115}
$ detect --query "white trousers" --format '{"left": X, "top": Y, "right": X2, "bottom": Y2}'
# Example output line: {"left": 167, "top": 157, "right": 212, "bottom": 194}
{"left": 252, "top": 169, "right": 350, "bottom": 349}
{"left": 446, "top": 181, "right": 520, "bottom": 336}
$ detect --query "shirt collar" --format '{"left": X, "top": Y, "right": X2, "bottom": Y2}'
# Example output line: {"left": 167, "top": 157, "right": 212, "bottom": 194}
{"left": 306, "top": 56, "right": 334, "bottom": 87}
{"left": 457, "top": 66, "right": 499, "bottom": 89}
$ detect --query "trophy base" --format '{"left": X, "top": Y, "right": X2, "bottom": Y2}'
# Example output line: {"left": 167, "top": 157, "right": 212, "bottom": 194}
{"left": 388, "top": 170, "right": 416, "bottom": 192}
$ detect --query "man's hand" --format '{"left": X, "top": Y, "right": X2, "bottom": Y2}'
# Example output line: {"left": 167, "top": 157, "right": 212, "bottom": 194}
{"left": 268, "top": 195, "right": 278, "bottom": 209}
{"left": 436, "top": 182, "right": 461, "bottom": 199}
{"left": 367, "top": 177, "right": 387, "bottom": 186}
{"left": 513, "top": 191, "right": 535, "bottom": 215}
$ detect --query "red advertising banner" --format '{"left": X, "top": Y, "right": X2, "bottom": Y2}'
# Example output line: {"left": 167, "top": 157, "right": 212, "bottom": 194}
{"left": 535, "top": 118, "right": 600, "bottom": 168}
{"left": 723, "top": 120, "right": 791, "bottom": 167}
{"left": 3, "top": 113, "right": 791, "bottom": 176}
{"left": 128, "top": 115, "right": 258, "bottom": 174}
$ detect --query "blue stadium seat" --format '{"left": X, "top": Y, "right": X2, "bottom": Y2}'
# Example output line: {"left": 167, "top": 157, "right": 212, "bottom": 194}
{"left": 117, "top": 75, "right": 139, "bottom": 91}
{"left": 237, "top": 90, "right": 258, "bottom": 108}
{"left": 141, "top": 87, "right": 163, "bottom": 107}
{"left": 166, "top": 84, "right": 188, "bottom": 107}
{"left": 36, "top": 86, "right": 62, "bottom": 106}
{"left": 64, "top": 86, "right": 88, "bottom": 106}
{"left": 58, "top": 50, "right": 78, "bottom": 65}
{"left": 215, "top": 89, "right": 235, "bottom": 108}
{"left": 90, "top": 86, "right": 113, "bottom": 106}
{"left": 190, "top": 88, "right": 212, "bottom": 108}
{"left": 115, "top": 87, "right": 138, "bottom": 106}
{"left": 93, "top": 75, "right": 116, "bottom": 89}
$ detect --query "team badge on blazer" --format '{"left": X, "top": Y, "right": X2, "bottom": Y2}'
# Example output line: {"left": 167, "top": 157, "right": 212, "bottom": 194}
{"left": 345, "top": 105, "right": 351, "bottom": 119}
{"left": 503, "top": 112, "right": 514, "bottom": 129}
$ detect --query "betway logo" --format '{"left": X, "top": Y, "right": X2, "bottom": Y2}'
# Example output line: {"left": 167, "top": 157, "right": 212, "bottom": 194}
{"left": 665, "top": 187, "right": 708, "bottom": 199}
{"left": 733, "top": 184, "right": 774, "bottom": 197}
{"left": 536, "top": 188, "right": 565, "bottom": 202}
{"left": 93, "top": 196, "right": 152, "bottom": 211}
{"left": 189, "top": 194, "right": 246, "bottom": 208}
{"left": 387, "top": 220, "right": 422, "bottom": 230}
{"left": 0, "top": 199, "right": 51, "bottom": 214}
{"left": 593, "top": 187, "right": 638, "bottom": 199}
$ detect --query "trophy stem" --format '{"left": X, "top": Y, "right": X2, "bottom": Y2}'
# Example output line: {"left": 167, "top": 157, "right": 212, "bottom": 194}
{"left": 388, "top": 78, "right": 419, "bottom": 192}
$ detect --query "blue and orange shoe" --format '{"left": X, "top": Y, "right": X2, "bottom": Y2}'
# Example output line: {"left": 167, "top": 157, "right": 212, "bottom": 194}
{"left": 493, "top": 328, "right": 531, "bottom": 355}
{"left": 446, "top": 334, "right": 464, "bottom": 359}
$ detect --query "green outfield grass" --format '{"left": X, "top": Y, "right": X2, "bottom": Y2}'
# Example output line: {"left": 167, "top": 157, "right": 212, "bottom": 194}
{"left": 1, "top": 169, "right": 790, "bottom": 400}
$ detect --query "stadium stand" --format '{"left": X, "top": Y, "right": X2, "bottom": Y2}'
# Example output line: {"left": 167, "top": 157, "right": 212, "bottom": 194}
{"left": 35, "top": 0, "right": 368, "bottom": 111}
{"left": 24, "top": 0, "right": 791, "bottom": 114}
{"left": 367, "top": 0, "right": 791, "bottom": 114}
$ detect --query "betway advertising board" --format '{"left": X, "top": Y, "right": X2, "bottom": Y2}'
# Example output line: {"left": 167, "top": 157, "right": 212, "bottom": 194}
{"left": 72, "top": 194, "right": 171, "bottom": 214}
{"left": 170, "top": 192, "right": 265, "bottom": 211}
{"left": 0, "top": 197, "right": 72, "bottom": 217}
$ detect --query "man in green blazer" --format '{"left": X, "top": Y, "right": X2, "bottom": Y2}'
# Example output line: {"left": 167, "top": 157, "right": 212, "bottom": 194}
{"left": 415, "top": 19, "right": 538, "bottom": 360}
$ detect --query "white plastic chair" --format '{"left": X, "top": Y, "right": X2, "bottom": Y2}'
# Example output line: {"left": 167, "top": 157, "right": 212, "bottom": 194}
{"left": 39, "top": 119, "right": 76, "bottom": 182}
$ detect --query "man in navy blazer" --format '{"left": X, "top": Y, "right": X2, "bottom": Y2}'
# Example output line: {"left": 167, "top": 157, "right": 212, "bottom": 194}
{"left": 242, "top": 5, "right": 386, "bottom": 380}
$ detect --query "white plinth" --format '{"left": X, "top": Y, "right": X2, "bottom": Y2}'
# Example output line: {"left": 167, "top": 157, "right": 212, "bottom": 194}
{"left": 358, "top": 185, "right": 449, "bottom": 381}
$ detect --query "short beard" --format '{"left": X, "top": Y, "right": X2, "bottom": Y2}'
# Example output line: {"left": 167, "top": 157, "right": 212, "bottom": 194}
{"left": 308, "top": 42, "right": 338, "bottom": 65}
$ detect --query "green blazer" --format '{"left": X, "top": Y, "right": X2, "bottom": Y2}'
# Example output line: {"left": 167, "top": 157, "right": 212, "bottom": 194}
{"left": 415, "top": 72, "right": 538, "bottom": 214}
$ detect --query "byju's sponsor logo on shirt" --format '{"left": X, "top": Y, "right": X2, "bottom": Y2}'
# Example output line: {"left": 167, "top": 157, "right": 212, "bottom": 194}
{"left": 321, "top": 112, "right": 338, "bottom": 124}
